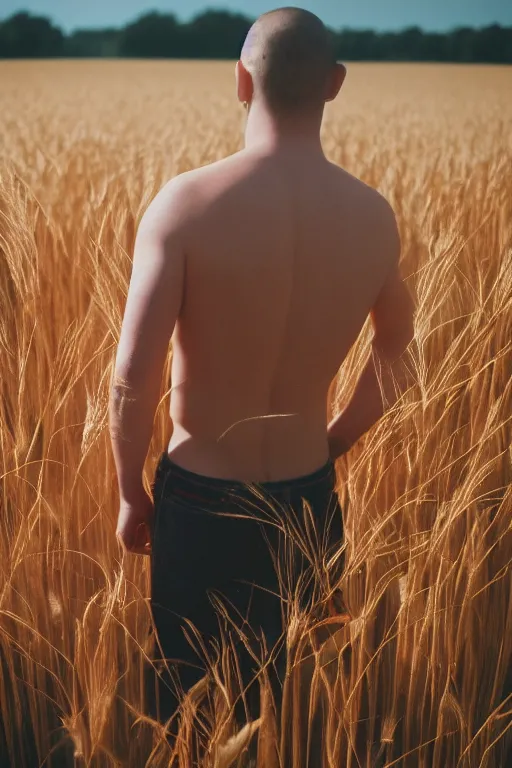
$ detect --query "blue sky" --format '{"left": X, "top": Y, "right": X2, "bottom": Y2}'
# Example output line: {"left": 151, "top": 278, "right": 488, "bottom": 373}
{"left": 3, "top": 0, "right": 512, "bottom": 33}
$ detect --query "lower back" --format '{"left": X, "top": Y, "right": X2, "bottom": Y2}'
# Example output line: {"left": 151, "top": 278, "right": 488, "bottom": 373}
{"left": 167, "top": 380, "right": 331, "bottom": 482}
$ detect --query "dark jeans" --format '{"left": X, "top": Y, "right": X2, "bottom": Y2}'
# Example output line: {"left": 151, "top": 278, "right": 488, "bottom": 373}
{"left": 148, "top": 452, "right": 344, "bottom": 733}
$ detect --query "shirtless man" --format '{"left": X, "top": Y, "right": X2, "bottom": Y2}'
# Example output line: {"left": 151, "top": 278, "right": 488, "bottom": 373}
{"left": 109, "top": 7, "right": 415, "bottom": 735}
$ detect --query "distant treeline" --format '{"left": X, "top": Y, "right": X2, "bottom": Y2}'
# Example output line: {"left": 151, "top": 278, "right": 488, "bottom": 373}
{"left": 1, "top": 10, "right": 511, "bottom": 62}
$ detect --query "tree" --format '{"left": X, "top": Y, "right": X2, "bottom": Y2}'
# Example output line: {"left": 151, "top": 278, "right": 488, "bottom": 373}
{"left": 473, "top": 24, "right": 512, "bottom": 63}
{"left": 185, "top": 10, "right": 252, "bottom": 59}
{"left": 119, "top": 12, "right": 182, "bottom": 58}
{"left": 64, "top": 29, "right": 121, "bottom": 58}
{"left": 0, "top": 10, "right": 511, "bottom": 63}
{"left": 335, "top": 30, "right": 381, "bottom": 61}
{"left": 420, "top": 32, "right": 449, "bottom": 61}
{"left": 0, "top": 12, "right": 64, "bottom": 58}
{"left": 397, "top": 26, "right": 425, "bottom": 60}
{"left": 446, "top": 27, "right": 477, "bottom": 62}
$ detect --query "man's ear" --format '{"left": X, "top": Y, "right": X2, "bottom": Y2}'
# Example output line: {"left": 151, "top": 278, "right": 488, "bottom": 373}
{"left": 236, "top": 59, "right": 254, "bottom": 106}
{"left": 326, "top": 62, "right": 347, "bottom": 103}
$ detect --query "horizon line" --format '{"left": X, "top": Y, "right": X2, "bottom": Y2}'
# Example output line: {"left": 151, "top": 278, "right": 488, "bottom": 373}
{"left": 1, "top": 8, "right": 511, "bottom": 37}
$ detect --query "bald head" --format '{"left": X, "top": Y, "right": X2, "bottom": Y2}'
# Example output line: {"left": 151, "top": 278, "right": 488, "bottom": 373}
{"left": 240, "top": 8, "right": 339, "bottom": 116}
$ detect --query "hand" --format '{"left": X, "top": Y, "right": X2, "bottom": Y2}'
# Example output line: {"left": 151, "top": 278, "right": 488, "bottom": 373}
{"left": 116, "top": 492, "right": 154, "bottom": 556}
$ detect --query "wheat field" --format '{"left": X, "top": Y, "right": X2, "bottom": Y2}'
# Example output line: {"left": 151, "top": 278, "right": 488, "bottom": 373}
{"left": 0, "top": 60, "right": 511, "bottom": 767}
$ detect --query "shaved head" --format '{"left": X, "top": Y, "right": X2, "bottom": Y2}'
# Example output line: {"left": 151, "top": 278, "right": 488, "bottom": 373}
{"left": 240, "top": 7, "right": 338, "bottom": 116}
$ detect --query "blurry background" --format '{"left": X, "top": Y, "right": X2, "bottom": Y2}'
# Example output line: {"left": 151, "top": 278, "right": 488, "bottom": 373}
{"left": 1, "top": 0, "right": 512, "bottom": 61}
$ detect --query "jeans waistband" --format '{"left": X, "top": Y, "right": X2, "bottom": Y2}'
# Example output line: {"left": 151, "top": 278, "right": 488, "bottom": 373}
{"left": 153, "top": 451, "right": 336, "bottom": 510}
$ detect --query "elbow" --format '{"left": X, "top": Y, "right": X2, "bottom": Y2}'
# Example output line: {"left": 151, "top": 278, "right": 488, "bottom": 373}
{"left": 109, "top": 374, "right": 137, "bottom": 422}
{"left": 108, "top": 384, "right": 125, "bottom": 431}
{"left": 111, "top": 364, "right": 147, "bottom": 398}
{"left": 109, "top": 365, "right": 159, "bottom": 420}
{"left": 110, "top": 376, "right": 131, "bottom": 405}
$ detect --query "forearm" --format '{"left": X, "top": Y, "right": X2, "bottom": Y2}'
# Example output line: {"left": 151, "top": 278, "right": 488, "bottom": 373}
{"left": 328, "top": 344, "right": 412, "bottom": 460}
{"left": 108, "top": 376, "right": 160, "bottom": 503}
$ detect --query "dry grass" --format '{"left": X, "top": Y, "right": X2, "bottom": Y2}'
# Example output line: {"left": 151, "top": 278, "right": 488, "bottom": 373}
{"left": 0, "top": 60, "right": 511, "bottom": 767}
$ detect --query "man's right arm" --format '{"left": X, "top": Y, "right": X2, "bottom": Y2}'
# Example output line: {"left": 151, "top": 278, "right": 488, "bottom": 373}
{"left": 328, "top": 209, "right": 416, "bottom": 460}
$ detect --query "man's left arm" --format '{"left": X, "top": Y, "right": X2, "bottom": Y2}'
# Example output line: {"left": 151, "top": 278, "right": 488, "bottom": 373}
{"left": 109, "top": 180, "right": 187, "bottom": 554}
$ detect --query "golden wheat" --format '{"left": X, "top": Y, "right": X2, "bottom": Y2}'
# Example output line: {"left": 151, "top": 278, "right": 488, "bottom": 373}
{"left": 0, "top": 61, "right": 511, "bottom": 767}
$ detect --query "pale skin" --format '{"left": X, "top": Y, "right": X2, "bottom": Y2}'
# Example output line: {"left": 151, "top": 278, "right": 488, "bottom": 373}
{"left": 110, "top": 58, "right": 416, "bottom": 555}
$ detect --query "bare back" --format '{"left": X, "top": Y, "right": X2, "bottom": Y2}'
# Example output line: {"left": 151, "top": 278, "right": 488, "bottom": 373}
{"left": 165, "top": 147, "right": 397, "bottom": 481}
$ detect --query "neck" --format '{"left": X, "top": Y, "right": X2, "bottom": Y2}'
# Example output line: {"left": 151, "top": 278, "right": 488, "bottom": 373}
{"left": 244, "top": 101, "right": 325, "bottom": 154}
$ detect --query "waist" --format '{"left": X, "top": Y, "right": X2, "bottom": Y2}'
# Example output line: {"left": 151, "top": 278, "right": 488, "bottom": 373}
{"left": 152, "top": 450, "right": 337, "bottom": 513}
{"left": 168, "top": 416, "right": 331, "bottom": 481}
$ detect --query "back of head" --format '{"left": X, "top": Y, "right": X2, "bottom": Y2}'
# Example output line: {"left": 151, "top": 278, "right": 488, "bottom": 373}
{"left": 241, "top": 7, "right": 337, "bottom": 116}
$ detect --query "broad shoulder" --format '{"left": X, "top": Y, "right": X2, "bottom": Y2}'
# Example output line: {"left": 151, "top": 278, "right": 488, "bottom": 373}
{"left": 138, "top": 152, "right": 248, "bottom": 239}
{"left": 330, "top": 162, "right": 394, "bottom": 212}
{"left": 137, "top": 170, "right": 199, "bottom": 241}
{"left": 332, "top": 163, "right": 399, "bottom": 236}
{"left": 328, "top": 162, "right": 401, "bottom": 265}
